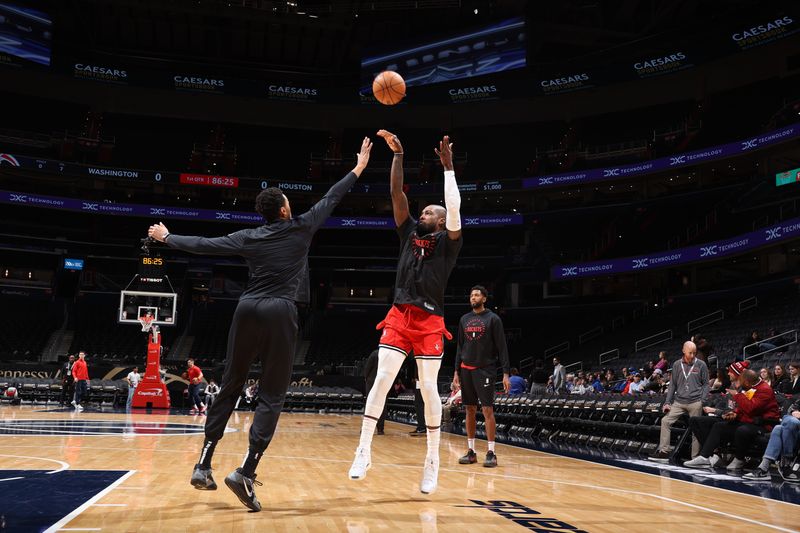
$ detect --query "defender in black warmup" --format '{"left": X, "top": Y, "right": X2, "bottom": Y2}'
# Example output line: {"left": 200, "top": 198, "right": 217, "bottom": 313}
{"left": 453, "top": 285, "right": 510, "bottom": 467}
{"left": 147, "top": 137, "right": 373, "bottom": 511}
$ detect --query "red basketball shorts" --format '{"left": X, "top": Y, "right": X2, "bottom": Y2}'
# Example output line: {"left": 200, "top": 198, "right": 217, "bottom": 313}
{"left": 376, "top": 304, "right": 452, "bottom": 359}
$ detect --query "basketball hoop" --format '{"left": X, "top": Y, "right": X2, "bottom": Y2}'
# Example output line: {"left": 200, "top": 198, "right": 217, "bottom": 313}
{"left": 139, "top": 315, "right": 155, "bottom": 333}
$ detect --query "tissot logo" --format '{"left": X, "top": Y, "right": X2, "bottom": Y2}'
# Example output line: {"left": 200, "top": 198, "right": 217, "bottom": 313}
{"left": 10, "top": 194, "right": 27, "bottom": 202}
{"left": 632, "top": 258, "right": 649, "bottom": 269}
{"left": 670, "top": 155, "right": 686, "bottom": 165}
{"left": 700, "top": 245, "right": 718, "bottom": 257}
{"left": 341, "top": 219, "right": 357, "bottom": 227}
{"left": 766, "top": 227, "right": 782, "bottom": 240}
{"left": 82, "top": 203, "right": 99, "bottom": 211}
{"left": 538, "top": 177, "right": 554, "bottom": 185}
{"left": 215, "top": 212, "right": 231, "bottom": 220}
{"left": 561, "top": 267, "right": 577, "bottom": 276}
{"left": 741, "top": 139, "right": 758, "bottom": 150}
{"left": 150, "top": 208, "right": 166, "bottom": 216}
{"left": 604, "top": 169, "right": 620, "bottom": 177}
{"left": 465, "top": 218, "right": 480, "bottom": 225}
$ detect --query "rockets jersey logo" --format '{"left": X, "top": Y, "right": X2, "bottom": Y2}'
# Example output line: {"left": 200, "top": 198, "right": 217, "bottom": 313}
{"left": 411, "top": 233, "right": 437, "bottom": 260}
{"left": 464, "top": 318, "right": 487, "bottom": 341}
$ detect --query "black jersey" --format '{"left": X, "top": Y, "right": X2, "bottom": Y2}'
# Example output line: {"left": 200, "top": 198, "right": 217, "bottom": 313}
{"left": 455, "top": 309, "right": 510, "bottom": 373}
{"left": 392, "top": 217, "right": 462, "bottom": 316}
{"left": 166, "top": 172, "right": 357, "bottom": 303}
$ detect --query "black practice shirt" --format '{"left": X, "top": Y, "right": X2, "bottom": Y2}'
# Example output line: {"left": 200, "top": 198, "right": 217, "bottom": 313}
{"left": 392, "top": 217, "right": 462, "bottom": 316}
{"left": 455, "top": 309, "right": 510, "bottom": 373}
{"left": 166, "top": 172, "right": 357, "bottom": 303}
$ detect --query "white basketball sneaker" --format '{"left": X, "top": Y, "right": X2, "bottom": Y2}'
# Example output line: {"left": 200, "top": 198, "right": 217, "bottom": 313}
{"left": 420, "top": 456, "right": 439, "bottom": 495}
{"left": 349, "top": 447, "right": 371, "bottom": 480}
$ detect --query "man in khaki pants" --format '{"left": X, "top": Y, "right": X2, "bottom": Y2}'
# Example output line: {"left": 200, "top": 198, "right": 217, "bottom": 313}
{"left": 649, "top": 341, "right": 709, "bottom": 461}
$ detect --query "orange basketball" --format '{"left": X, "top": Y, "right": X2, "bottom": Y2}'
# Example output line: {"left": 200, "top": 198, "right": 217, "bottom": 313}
{"left": 372, "top": 71, "right": 406, "bottom": 105}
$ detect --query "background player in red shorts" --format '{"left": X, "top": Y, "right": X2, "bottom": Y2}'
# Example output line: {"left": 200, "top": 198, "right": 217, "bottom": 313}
{"left": 349, "top": 130, "right": 462, "bottom": 495}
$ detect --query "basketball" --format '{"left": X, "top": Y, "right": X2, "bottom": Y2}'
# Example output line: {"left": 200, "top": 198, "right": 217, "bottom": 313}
{"left": 372, "top": 70, "right": 406, "bottom": 105}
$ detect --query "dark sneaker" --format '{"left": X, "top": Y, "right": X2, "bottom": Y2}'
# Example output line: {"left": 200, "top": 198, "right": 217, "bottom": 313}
{"left": 781, "top": 463, "right": 800, "bottom": 483}
{"left": 190, "top": 464, "right": 217, "bottom": 490}
{"left": 376, "top": 429, "right": 385, "bottom": 436}
{"left": 458, "top": 449, "right": 477, "bottom": 464}
{"left": 484, "top": 451, "right": 498, "bottom": 468}
{"left": 648, "top": 450, "right": 671, "bottom": 462}
{"left": 742, "top": 468, "right": 771, "bottom": 481}
{"left": 409, "top": 428, "right": 426, "bottom": 436}
{"left": 224, "top": 468, "right": 263, "bottom": 512}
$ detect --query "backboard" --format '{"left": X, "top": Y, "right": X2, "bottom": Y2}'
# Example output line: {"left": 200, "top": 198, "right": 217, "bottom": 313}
{"left": 119, "top": 290, "right": 177, "bottom": 326}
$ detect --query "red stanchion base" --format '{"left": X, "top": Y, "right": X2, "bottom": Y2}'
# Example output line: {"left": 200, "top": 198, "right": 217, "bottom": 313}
{"left": 132, "top": 327, "right": 171, "bottom": 409}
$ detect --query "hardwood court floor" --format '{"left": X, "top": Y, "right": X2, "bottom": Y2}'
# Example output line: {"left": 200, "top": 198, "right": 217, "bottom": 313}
{"left": 0, "top": 406, "right": 798, "bottom": 533}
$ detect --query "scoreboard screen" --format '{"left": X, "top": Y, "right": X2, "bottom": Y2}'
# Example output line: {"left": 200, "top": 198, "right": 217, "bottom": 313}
{"left": 139, "top": 255, "right": 165, "bottom": 280}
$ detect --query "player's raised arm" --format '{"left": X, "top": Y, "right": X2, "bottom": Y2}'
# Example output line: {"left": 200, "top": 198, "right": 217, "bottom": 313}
{"left": 435, "top": 135, "right": 461, "bottom": 241}
{"left": 148, "top": 222, "right": 247, "bottom": 255}
{"left": 300, "top": 136, "right": 372, "bottom": 231}
{"left": 378, "top": 129, "right": 410, "bottom": 227}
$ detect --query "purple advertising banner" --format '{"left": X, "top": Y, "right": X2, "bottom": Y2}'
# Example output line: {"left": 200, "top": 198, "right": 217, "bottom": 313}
{"left": 0, "top": 190, "right": 522, "bottom": 229}
{"left": 551, "top": 216, "right": 800, "bottom": 280}
{"left": 523, "top": 123, "right": 800, "bottom": 190}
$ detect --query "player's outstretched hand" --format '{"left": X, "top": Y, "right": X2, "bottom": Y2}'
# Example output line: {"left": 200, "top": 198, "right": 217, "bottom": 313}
{"left": 148, "top": 222, "right": 170, "bottom": 242}
{"left": 377, "top": 129, "right": 403, "bottom": 154}
{"left": 434, "top": 135, "right": 454, "bottom": 171}
{"left": 353, "top": 136, "right": 373, "bottom": 176}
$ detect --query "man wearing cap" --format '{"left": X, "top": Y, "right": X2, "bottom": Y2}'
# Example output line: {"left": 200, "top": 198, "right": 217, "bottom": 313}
{"left": 743, "top": 395, "right": 800, "bottom": 481}
{"left": 684, "top": 367, "right": 780, "bottom": 471}
{"left": 648, "top": 341, "right": 709, "bottom": 462}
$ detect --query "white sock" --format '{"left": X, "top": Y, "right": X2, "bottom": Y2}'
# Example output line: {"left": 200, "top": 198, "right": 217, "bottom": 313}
{"left": 426, "top": 428, "right": 440, "bottom": 458}
{"left": 488, "top": 441, "right": 495, "bottom": 453}
{"left": 758, "top": 457, "right": 772, "bottom": 471}
{"left": 359, "top": 417, "right": 377, "bottom": 450}
{"left": 467, "top": 438, "right": 475, "bottom": 451}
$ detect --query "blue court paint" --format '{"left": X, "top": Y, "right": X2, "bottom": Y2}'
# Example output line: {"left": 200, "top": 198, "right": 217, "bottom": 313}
{"left": 0, "top": 469, "right": 130, "bottom": 532}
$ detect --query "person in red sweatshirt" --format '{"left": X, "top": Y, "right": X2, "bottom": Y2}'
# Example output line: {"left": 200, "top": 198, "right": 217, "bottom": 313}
{"left": 684, "top": 366, "right": 780, "bottom": 470}
{"left": 71, "top": 351, "right": 89, "bottom": 412}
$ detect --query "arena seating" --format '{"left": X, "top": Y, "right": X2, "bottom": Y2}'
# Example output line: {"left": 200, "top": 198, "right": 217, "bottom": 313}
{"left": 0, "top": 297, "right": 61, "bottom": 361}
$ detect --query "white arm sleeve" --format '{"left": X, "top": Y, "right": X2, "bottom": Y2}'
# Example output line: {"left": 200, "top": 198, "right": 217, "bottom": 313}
{"left": 444, "top": 170, "right": 461, "bottom": 231}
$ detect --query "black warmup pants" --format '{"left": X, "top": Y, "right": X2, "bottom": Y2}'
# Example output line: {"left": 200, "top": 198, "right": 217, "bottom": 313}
{"left": 690, "top": 416, "right": 765, "bottom": 459}
{"left": 204, "top": 297, "right": 297, "bottom": 453}
{"left": 60, "top": 377, "right": 74, "bottom": 404}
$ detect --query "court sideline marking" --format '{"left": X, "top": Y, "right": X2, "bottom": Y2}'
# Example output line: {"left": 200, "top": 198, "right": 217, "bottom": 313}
{"left": 42, "top": 470, "right": 136, "bottom": 533}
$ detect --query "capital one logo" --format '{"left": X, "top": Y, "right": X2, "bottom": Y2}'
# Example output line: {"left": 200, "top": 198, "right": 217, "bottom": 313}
{"left": 465, "top": 217, "right": 480, "bottom": 225}
{"left": 538, "top": 177, "right": 554, "bottom": 185}
{"left": 341, "top": 219, "right": 357, "bottom": 227}
{"left": 0, "top": 153, "right": 20, "bottom": 166}
{"left": 741, "top": 139, "right": 758, "bottom": 150}
{"left": 215, "top": 212, "right": 231, "bottom": 220}
{"left": 603, "top": 168, "right": 620, "bottom": 177}
{"left": 150, "top": 208, "right": 166, "bottom": 216}
{"left": 632, "top": 258, "right": 649, "bottom": 269}
{"left": 766, "top": 227, "right": 782, "bottom": 241}
{"left": 700, "top": 245, "right": 718, "bottom": 257}
{"left": 561, "top": 267, "right": 577, "bottom": 277}
{"left": 82, "top": 203, "right": 99, "bottom": 211}
{"left": 670, "top": 155, "right": 686, "bottom": 166}
{"left": 10, "top": 194, "right": 27, "bottom": 202}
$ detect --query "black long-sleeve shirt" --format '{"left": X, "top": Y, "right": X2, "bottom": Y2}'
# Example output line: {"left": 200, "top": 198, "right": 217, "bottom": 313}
{"left": 166, "top": 172, "right": 357, "bottom": 303}
{"left": 455, "top": 309, "right": 510, "bottom": 374}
